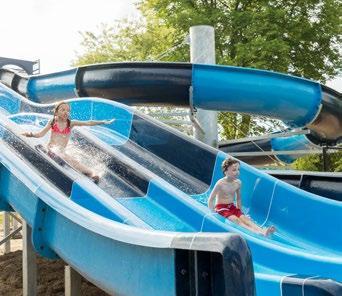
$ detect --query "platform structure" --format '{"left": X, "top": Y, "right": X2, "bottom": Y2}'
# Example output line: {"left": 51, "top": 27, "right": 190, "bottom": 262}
{"left": 0, "top": 213, "right": 96, "bottom": 296}
{"left": 0, "top": 57, "right": 40, "bottom": 75}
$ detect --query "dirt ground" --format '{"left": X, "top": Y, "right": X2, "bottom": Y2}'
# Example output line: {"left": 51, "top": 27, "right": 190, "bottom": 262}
{"left": 0, "top": 232, "right": 109, "bottom": 296}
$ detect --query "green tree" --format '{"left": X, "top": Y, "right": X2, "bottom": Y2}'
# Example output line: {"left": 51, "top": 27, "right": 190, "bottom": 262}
{"left": 73, "top": 17, "right": 187, "bottom": 65}
{"left": 140, "top": 0, "right": 341, "bottom": 79}
{"left": 74, "top": 0, "right": 341, "bottom": 141}
{"left": 292, "top": 150, "right": 342, "bottom": 172}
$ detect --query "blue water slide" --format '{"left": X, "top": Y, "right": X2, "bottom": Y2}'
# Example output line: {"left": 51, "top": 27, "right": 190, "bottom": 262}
{"left": 1, "top": 62, "right": 341, "bottom": 142}
{"left": 219, "top": 130, "right": 327, "bottom": 164}
{"left": 0, "top": 84, "right": 254, "bottom": 296}
{"left": 220, "top": 132, "right": 342, "bottom": 200}
{"left": 0, "top": 82, "right": 341, "bottom": 295}
{"left": 1, "top": 62, "right": 340, "bottom": 169}
{"left": 192, "top": 64, "right": 321, "bottom": 128}
{"left": 264, "top": 170, "right": 342, "bottom": 202}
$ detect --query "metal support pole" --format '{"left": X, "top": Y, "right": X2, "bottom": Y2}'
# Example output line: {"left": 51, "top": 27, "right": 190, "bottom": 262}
{"left": 0, "top": 226, "right": 22, "bottom": 246}
{"left": 190, "top": 25, "right": 218, "bottom": 147}
{"left": 13, "top": 217, "right": 18, "bottom": 232}
{"left": 3, "top": 212, "right": 10, "bottom": 253}
{"left": 322, "top": 146, "right": 328, "bottom": 172}
{"left": 23, "top": 221, "right": 37, "bottom": 296}
{"left": 65, "top": 265, "right": 82, "bottom": 296}
{"left": 10, "top": 212, "right": 22, "bottom": 239}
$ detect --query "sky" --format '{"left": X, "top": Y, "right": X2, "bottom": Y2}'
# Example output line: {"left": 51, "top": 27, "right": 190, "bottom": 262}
{"left": 0, "top": 0, "right": 139, "bottom": 73}
{"left": 0, "top": 0, "right": 341, "bottom": 91}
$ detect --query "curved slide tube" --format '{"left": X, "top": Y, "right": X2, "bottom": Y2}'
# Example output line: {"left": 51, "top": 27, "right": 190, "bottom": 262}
{"left": 0, "top": 83, "right": 341, "bottom": 295}
{"left": 0, "top": 62, "right": 341, "bottom": 142}
{"left": 219, "top": 127, "right": 342, "bottom": 163}
{"left": 264, "top": 170, "right": 342, "bottom": 202}
{"left": 218, "top": 131, "right": 324, "bottom": 165}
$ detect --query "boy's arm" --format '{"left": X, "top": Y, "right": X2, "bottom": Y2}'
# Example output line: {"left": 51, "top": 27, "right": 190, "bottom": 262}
{"left": 71, "top": 119, "right": 115, "bottom": 127}
{"left": 236, "top": 188, "right": 242, "bottom": 209}
{"left": 22, "top": 120, "right": 51, "bottom": 138}
{"left": 236, "top": 180, "right": 242, "bottom": 209}
{"left": 208, "top": 183, "right": 219, "bottom": 210}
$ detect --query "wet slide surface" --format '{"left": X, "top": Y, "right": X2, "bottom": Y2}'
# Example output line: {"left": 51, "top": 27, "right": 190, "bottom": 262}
{"left": 3, "top": 96, "right": 340, "bottom": 296}
{"left": 1, "top": 108, "right": 254, "bottom": 295}
{"left": 1, "top": 61, "right": 342, "bottom": 295}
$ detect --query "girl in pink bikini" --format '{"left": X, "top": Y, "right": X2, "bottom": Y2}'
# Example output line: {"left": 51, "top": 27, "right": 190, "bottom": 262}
{"left": 22, "top": 101, "right": 114, "bottom": 182}
{"left": 208, "top": 158, "right": 276, "bottom": 236}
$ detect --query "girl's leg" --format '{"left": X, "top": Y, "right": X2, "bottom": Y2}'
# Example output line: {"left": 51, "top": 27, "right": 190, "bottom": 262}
{"left": 62, "top": 153, "right": 99, "bottom": 181}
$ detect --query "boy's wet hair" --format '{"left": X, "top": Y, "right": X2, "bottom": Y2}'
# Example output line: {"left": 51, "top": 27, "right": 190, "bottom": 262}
{"left": 51, "top": 101, "right": 70, "bottom": 127}
{"left": 222, "top": 158, "right": 240, "bottom": 173}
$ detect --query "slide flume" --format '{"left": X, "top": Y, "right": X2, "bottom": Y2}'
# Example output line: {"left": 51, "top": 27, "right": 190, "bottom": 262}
{"left": 0, "top": 82, "right": 341, "bottom": 295}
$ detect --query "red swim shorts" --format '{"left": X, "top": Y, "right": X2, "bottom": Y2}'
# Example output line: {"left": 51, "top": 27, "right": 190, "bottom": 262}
{"left": 215, "top": 203, "right": 243, "bottom": 218}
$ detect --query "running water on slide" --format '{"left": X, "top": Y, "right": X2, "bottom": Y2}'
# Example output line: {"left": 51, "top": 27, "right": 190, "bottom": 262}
{"left": 0, "top": 63, "right": 341, "bottom": 295}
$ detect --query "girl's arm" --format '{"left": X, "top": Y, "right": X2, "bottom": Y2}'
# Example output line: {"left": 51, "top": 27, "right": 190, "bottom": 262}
{"left": 22, "top": 120, "right": 51, "bottom": 138}
{"left": 71, "top": 119, "right": 115, "bottom": 127}
{"left": 207, "top": 182, "right": 219, "bottom": 210}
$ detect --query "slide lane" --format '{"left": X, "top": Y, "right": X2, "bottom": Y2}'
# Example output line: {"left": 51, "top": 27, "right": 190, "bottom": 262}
{"left": 11, "top": 110, "right": 342, "bottom": 294}
{"left": 0, "top": 82, "right": 341, "bottom": 295}
{"left": 0, "top": 103, "right": 254, "bottom": 295}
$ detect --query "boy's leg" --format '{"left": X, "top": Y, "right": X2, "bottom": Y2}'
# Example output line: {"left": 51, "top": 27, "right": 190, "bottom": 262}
{"left": 265, "top": 226, "right": 276, "bottom": 236}
{"left": 239, "top": 215, "right": 265, "bottom": 233}
{"left": 228, "top": 215, "right": 264, "bottom": 235}
{"left": 240, "top": 215, "right": 276, "bottom": 236}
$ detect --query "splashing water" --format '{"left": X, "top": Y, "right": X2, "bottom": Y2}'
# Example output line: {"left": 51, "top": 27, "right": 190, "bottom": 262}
{"left": 65, "top": 142, "right": 107, "bottom": 178}
{"left": 117, "top": 139, "right": 208, "bottom": 195}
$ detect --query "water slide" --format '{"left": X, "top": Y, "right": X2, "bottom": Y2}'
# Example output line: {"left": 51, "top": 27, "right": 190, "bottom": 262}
{"left": 220, "top": 131, "right": 342, "bottom": 200}
{"left": 215, "top": 78, "right": 341, "bottom": 166}
{"left": 218, "top": 129, "right": 326, "bottom": 165}
{"left": 2, "top": 62, "right": 341, "bottom": 196}
{"left": 0, "top": 86, "right": 254, "bottom": 296}
{"left": 0, "top": 63, "right": 341, "bottom": 295}
{"left": 264, "top": 170, "right": 342, "bottom": 202}
{"left": 2, "top": 62, "right": 340, "bottom": 157}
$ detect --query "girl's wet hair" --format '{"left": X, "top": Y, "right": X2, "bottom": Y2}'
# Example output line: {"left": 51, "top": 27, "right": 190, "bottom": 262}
{"left": 51, "top": 101, "right": 70, "bottom": 127}
{"left": 222, "top": 158, "right": 240, "bottom": 173}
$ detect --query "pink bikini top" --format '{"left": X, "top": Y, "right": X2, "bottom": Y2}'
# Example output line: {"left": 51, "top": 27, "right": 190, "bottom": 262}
{"left": 51, "top": 122, "right": 71, "bottom": 135}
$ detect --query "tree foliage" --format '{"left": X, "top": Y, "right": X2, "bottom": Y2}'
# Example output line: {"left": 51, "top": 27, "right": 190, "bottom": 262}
{"left": 218, "top": 113, "right": 285, "bottom": 138}
{"left": 139, "top": 0, "right": 341, "bottom": 80}
{"left": 73, "top": 0, "right": 341, "bottom": 141}
{"left": 292, "top": 150, "right": 342, "bottom": 172}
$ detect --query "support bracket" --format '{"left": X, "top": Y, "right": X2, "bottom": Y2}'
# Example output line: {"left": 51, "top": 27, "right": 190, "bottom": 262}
{"left": 32, "top": 199, "right": 59, "bottom": 259}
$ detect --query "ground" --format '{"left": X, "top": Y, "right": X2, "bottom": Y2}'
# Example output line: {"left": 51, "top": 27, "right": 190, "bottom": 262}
{"left": 0, "top": 228, "right": 109, "bottom": 296}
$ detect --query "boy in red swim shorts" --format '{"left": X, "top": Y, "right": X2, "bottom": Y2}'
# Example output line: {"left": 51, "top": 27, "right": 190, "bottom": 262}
{"left": 208, "top": 158, "right": 275, "bottom": 236}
